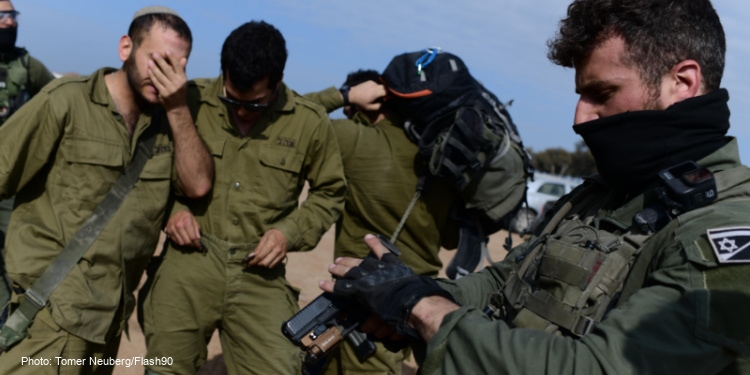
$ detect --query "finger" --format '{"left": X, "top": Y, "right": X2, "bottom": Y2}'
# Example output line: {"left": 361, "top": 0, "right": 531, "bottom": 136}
{"left": 362, "top": 102, "right": 383, "bottom": 112}
{"left": 241, "top": 252, "right": 257, "bottom": 267}
{"left": 364, "top": 234, "right": 389, "bottom": 259}
{"left": 319, "top": 279, "right": 334, "bottom": 293}
{"left": 148, "top": 60, "right": 168, "bottom": 93}
{"left": 169, "top": 226, "right": 191, "bottom": 247}
{"left": 191, "top": 221, "right": 201, "bottom": 242}
{"left": 259, "top": 249, "right": 283, "bottom": 268}
{"left": 327, "top": 262, "right": 354, "bottom": 279}
{"left": 334, "top": 256, "right": 363, "bottom": 268}
{"left": 151, "top": 52, "right": 175, "bottom": 77}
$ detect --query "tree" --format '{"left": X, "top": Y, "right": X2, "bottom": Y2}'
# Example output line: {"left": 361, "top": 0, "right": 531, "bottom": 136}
{"left": 529, "top": 140, "right": 596, "bottom": 177}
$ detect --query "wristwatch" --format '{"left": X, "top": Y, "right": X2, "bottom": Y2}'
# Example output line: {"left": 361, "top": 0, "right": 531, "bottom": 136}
{"left": 338, "top": 85, "right": 351, "bottom": 106}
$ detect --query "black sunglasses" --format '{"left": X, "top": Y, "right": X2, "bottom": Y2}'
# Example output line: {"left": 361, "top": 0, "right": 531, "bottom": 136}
{"left": 218, "top": 84, "right": 275, "bottom": 112}
{"left": 217, "top": 94, "right": 270, "bottom": 112}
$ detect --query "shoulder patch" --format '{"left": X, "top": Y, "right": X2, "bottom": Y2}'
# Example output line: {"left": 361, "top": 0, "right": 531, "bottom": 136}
{"left": 706, "top": 227, "right": 750, "bottom": 263}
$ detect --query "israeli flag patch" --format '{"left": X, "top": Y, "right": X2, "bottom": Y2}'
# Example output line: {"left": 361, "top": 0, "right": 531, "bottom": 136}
{"left": 706, "top": 227, "right": 750, "bottom": 264}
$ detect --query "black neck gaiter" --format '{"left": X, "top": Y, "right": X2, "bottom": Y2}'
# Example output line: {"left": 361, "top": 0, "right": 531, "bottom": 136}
{"left": 574, "top": 89, "right": 731, "bottom": 195}
{"left": 0, "top": 27, "right": 17, "bottom": 53}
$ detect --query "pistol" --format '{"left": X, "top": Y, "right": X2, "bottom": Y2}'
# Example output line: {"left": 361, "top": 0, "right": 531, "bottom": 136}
{"left": 281, "top": 291, "right": 374, "bottom": 364}
{"left": 281, "top": 234, "right": 401, "bottom": 364}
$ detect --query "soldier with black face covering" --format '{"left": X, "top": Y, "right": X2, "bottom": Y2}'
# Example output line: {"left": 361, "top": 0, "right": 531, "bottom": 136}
{"left": 0, "top": 0, "right": 55, "bottom": 299}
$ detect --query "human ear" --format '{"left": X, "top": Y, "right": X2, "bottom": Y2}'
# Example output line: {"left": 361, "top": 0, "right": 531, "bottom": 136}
{"left": 667, "top": 59, "right": 702, "bottom": 101}
{"left": 118, "top": 35, "right": 133, "bottom": 63}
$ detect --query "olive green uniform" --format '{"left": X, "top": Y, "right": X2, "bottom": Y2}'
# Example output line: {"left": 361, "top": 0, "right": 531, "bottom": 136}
{"left": 421, "top": 139, "right": 750, "bottom": 374}
{"left": 0, "top": 48, "right": 55, "bottom": 246}
{"left": 306, "top": 87, "right": 459, "bottom": 375}
{"left": 143, "top": 78, "right": 346, "bottom": 375}
{"left": 0, "top": 68, "right": 178, "bottom": 374}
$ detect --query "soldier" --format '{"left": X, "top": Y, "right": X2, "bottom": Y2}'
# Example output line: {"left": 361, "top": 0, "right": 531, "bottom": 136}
{"left": 0, "top": 6, "right": 212, "bottom": 374}
{"left": 141, "top": 21, "right": 346, "bottom": 375}
{"left": 322, "top": 0, "right": 750, "bottom": 373}
{"left": 0, "top": 0, "right": 55, "bottom": 250}
{"left": 305, "top": 72, "right": 460, "bottom": 374}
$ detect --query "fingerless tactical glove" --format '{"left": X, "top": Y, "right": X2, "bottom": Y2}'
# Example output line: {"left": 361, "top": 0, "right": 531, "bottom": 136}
{"left": 333, "top": 252, "right": 455, "bottom": 341}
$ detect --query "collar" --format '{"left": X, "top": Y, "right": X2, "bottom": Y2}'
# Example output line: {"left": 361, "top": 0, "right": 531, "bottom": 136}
{"left": 89, "top": 67, "right": 117, "bottom": 107}
{"left": 592, "top": 138, "right": 742, "bottom": 229}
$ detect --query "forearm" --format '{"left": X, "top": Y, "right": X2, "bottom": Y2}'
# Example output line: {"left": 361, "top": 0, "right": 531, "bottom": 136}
{"left": 420, "top": 277, "right": 738, "bottom": 374}
{"left": 303, "top": 86, "right": 343, "bottom": 113}
{"left": 409, "top": 296, "right": 460, "bottom": 341}
{"left": 166, "top": 105, "right": 213, "bottom": 198}
{"left": 436, "top": 259, "right": 510, "bottom": 307}
{"left": 272, "top": 122, "right": 345, "bottom": 250}
{"left": 272, "top": 181, "right": 345, "bottom": 251}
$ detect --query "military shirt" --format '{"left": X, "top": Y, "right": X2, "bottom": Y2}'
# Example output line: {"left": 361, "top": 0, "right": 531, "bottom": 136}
{"left": 0, "top": 68, "right": 177, "bottom": 343}
{"left": 173, "top": 78, "right": 345, "bottom": 250}
{"left": 305, "top": 87, "right": 458, "bottom": 276}
{"left": 425, "top": 138, "right": 750, "bottom": 374}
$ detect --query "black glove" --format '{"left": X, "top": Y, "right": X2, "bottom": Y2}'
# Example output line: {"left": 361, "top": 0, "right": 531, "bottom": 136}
{"left": 333, "top": 252, "right": 456, "bottom": 342}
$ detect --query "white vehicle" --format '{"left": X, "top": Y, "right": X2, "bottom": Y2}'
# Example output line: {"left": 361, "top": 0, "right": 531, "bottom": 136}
{"left": 510, "top": 172, "right": 583, "bottom": 233}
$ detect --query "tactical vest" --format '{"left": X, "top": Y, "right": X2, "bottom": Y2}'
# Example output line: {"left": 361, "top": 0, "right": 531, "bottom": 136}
{"left": 486, "top": 178, "right": 655, "bottom": 336}
{"left": 0, "top": 47, "right": 30, "bottom": 126}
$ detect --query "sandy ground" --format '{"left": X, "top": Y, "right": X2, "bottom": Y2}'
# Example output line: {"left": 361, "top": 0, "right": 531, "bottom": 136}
{"left": 112, "top": 226, "right": 520, "bottom": 375}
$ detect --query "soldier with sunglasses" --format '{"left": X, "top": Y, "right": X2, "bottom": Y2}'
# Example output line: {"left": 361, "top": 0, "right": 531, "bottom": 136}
{"left": 141, "top": 20, "right": 346, "bottom": 375}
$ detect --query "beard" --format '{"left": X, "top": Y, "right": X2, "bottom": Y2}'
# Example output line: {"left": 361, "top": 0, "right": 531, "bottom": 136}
{"left": 124, "top": 54, "right": 156, "bottom": 109}
{"left": 641, "top": 85, "right": 666, "bottom": 111}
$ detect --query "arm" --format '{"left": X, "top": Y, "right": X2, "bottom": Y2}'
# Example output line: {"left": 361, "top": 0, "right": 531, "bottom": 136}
{"left": 323, "top": 233, "right": 745, "bottom": 374}
{"left": 27, "top": 56, "right": 55, "bottom": 97}
{"left": 304, "top": 81, "right": 387, "bottom": 113}
{"left": 303, "top": 86, "right": 343, "bottom": 113}
{"left": 149, "top": 51, "right": 213, "bottom": 198}
{"left": 163, "top": 201, "right": 202, "bottom": 250}
{"left": 269, "top": 117, "right": 346, "bottom": 253}
{"left": 0, "top": 91, "right": 63, "bottom": 200}
{"left": 245, "top": 115, "right": 347, "bottom": 268}
{"left": 418, "top": 242, "right": 745, "bottom": 374}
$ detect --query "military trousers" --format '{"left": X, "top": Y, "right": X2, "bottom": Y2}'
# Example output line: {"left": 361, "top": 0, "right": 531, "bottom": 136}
{"left": 0, "top": 294, "right": 120, "bottom": 375}
{"left": 142, "top": 232, "right": 302, "bottom": 375}
{"left": 321, "top": 339, "right": 409, "bottom": 375}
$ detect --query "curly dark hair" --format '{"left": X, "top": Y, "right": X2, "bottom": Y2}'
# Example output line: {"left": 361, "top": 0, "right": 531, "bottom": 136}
{"left": 547, "top": 0, "right": 725, "bottom": 92}
{"left": 221, "top": 21, "right": 287, "bottom": 92}
{"left": 343, "top": 69, "right": 380, "bottom": 87}
{"left": 128, "top": 13, "right": 193, "bottom": 56}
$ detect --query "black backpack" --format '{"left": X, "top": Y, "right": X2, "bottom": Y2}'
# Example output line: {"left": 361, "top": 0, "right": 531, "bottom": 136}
{"left": 381, "top": 48, "right": 533, "bottom": 278}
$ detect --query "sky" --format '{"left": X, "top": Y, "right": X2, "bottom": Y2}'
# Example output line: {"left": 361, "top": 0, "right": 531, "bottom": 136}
{"left": 15, "top": 0, "right": 750, "bottom": 161}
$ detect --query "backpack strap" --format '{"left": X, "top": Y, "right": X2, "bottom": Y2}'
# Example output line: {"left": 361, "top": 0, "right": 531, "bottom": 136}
{"left": 0, "top": 111, "right": 163, "bottom": 351}
{"left": 389, "top": 175, "right": 431, "bottom": 243}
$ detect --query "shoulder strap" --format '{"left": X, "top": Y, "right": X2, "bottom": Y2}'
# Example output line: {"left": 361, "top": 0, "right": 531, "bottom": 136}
{"left": 0, "top": 113, "right": 162, "bottom": 351}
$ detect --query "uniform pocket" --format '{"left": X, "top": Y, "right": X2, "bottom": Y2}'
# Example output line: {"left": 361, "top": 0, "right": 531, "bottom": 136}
{"left": 253, "top": 144, "right": 305, "bottom": 208}
{"left": 140, "top": 151, "right": 173, "bottom": 180}
{"left": 259, "top": 144, "right": 304, "bottom": 173}
{"left": 205, "top": 138, "right": 226, "bottom": 158}
{"left": 62, "top": 137, "right": 123, "bottom": 167}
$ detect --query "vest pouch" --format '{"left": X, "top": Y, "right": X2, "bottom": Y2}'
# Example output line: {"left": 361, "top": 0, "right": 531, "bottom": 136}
{"left": 501, "top": 218, "right": 645, "bottom": 336}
